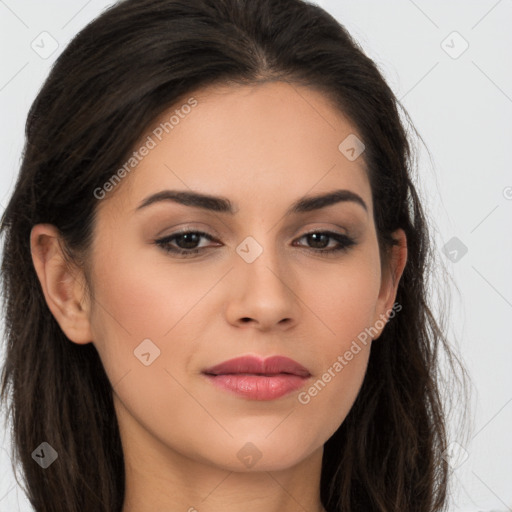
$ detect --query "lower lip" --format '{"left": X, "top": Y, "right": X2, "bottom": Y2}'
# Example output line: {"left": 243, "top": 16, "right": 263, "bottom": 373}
{"left": 204, "top": 373, "right": 309, "bottom": 400}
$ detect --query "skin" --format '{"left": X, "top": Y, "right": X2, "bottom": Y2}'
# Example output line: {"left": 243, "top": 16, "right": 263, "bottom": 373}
{"left": 30, "top": 81, "right": 407, "bottom": 512}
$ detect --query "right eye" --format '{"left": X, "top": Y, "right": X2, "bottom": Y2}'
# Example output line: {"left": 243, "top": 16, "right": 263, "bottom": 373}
{"left": 155, "top": 230, "right": 221, "bottom": 257}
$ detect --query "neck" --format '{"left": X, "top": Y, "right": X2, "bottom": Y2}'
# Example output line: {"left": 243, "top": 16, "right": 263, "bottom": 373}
{"left": 120, "top": 430, "right": 326, "bottom": 512}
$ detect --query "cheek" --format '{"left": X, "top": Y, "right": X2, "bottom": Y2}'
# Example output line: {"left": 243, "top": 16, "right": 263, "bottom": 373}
{"left": 291, "top": 252, "right": 380, "bottom": 439}
{"left": 293, "top": 270, "right": 378, "bottom": 445}
{"left": 90, "top": 238, "right": 208, "bottom": 340}
{"left": 87, "top": 250, "right": 208, "bottom": 446}
{"left": 306, "top": 250, "right": 382, "bottom": 350}
{"left": 87, "top": 238, "right": 224, "bottom": 404}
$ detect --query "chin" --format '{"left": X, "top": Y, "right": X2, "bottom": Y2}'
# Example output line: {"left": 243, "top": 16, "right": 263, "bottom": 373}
{"left": 202, "top": 432, "right": 322, "bottom": 473}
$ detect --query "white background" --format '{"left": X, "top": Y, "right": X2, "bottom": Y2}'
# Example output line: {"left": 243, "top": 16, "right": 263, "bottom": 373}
{"left": 1, "top": 1, "right": 511, "bottom": 511}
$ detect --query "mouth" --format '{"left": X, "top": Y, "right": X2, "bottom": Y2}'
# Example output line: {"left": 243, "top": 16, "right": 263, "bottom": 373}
{"left": 202, "top": 355, "right": 311, "bottom": 401}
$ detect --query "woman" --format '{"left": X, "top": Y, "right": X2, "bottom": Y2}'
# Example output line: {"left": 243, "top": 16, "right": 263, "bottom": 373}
{"left": 0, "top": 0, "right": 468, "bottom": 510}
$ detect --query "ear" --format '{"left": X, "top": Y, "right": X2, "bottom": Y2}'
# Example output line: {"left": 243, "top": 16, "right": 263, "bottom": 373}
{"left": 30, "top": 224, "right": 93, "bottom": 344}
{"left": 371, "top": 228, "right": 408, "bottom": 340}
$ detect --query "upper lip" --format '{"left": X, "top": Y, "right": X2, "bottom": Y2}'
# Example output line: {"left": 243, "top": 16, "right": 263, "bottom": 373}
{"left": 203, "top": 355, "right": 311, "bottom": 378}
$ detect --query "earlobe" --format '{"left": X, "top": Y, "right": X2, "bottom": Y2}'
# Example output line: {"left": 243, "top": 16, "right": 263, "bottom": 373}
{"left": 30, "top": 224, "right": 93, "bottom": 345}
{"left": 372, "top": 228, "right": 408, "bottom": 339}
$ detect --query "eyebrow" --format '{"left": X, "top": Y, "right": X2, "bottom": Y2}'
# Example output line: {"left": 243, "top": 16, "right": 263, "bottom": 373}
{"left": 135, "top": 188, "right": 368, "bottom": 215}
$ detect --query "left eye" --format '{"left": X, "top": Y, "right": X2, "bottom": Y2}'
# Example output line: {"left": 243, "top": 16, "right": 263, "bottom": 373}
{"left": 154, "top": 230, "right": 356, "bottom": 257}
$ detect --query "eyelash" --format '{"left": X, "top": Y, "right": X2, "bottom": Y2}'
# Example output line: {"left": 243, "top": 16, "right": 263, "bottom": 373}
{"left": 154, "top": 229, "right": 356, "bottom": 258}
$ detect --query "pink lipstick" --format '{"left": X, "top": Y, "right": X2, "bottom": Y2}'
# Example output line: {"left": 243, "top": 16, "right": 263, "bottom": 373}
{"left": 202, "top": 355, "right": 311, "bottom": 400}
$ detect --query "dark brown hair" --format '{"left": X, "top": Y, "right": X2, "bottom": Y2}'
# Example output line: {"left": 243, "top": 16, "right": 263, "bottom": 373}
{"left": 1, "top": 0, "right": 469, "bottom": 510}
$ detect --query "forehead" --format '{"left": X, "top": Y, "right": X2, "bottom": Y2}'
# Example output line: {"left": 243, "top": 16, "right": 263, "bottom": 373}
{"left": 102, "top": 81, "right": 371, "bottom": 218}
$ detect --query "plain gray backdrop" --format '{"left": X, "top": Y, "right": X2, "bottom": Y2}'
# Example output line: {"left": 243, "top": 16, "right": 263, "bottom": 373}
{"left": 1, "top": 1, "right": 511, "bottom": 510}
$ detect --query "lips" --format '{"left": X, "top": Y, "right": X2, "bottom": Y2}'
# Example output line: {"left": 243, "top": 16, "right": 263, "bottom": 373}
{"left": 202, "top": 355, "right": 311, "bottom": 400}
{"left": 203, "top": 355, "right": 311, "bottom": 378}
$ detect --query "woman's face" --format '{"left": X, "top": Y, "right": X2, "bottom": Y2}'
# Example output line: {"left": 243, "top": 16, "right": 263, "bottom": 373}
{"left": 78, "top": 81, "right": 406, "bottom": 472}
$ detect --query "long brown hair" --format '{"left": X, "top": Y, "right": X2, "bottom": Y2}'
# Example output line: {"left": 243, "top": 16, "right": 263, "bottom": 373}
{"left": 1, "top": 0, "right": 469, "bottom": 510}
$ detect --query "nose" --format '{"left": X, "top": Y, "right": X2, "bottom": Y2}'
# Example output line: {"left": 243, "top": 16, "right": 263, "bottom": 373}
{"left": 224, "top": 240, "right": 300, "bottom": 332}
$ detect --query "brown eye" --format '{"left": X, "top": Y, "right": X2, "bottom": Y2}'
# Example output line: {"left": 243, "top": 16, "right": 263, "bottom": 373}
{"left": 155, "top": 230, "right": 219, "bottom": 257}
{"left": 294, "top": 231, "right": 356, "bottom": 254}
